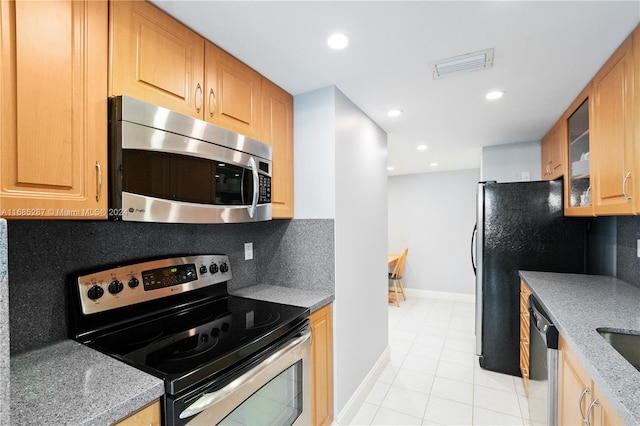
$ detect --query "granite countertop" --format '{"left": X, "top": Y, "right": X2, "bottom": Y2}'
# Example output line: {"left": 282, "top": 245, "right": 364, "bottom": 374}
{"left": 519, "top": 271, "right": 640, "bottom": 425}
{"left": 9, "top": 286, "right": 332, "bottom": 425}
{"left": 230, "top": 284, "right": 334, "bottom": 313}
{"left": 11, "top": 340, "right": 164, "bottom": 426}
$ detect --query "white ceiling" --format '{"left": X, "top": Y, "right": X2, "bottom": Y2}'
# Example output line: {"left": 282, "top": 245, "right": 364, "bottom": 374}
{"left": 151, "top": 1, "right": 640, "bottom": 176}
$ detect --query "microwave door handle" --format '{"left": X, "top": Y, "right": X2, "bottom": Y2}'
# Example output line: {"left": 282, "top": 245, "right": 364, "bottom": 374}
{"left": 247, "top": 157, "right": 259, "bottom": 218}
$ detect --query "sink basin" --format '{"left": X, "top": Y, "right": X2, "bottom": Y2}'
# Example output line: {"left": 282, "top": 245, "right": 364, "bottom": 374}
{"left": 597, "top": 328, "right": 640, "bottom": 372}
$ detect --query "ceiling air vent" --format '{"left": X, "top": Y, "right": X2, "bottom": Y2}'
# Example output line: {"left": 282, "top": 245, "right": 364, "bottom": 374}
{"left": 429, "top": 48, "right": 494, "bottom": 80}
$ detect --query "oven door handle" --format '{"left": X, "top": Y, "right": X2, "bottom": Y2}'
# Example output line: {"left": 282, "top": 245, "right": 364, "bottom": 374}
{"left": 179, "top": 328, "right": 312, "bottom": 420}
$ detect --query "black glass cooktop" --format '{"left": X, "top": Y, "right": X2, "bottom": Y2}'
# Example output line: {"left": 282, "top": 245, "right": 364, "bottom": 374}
{"left": 88, "top": 296, "right": 309, "bottom": 394}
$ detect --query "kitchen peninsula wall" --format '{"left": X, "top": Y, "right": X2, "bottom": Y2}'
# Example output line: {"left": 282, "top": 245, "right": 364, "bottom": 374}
{"left": 7, "top": 218, "right": 334, "bottom": 354}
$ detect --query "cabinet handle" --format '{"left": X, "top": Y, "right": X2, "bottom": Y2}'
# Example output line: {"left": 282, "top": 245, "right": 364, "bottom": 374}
{"left": 623, "top": 171, "right": 631, "bottom": 201}
{"left": 195, "top": 83, "right": 203, "bottom": 114}
{"left": 579, "top": 387, "right": 591, "bottom": 425}
{"left": 95, "top": 162, "right": 102, "bottom": 202}
{"left": 585, "top": 398, "right": 599, "bottom": 426}
{"left": 209, "top": 88, "right": 216, "bottom": 117}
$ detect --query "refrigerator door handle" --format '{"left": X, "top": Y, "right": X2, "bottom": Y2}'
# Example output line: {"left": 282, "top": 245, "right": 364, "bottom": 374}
{"left": 471, "top": 223, "right": 477, "bottom": 275}
{"left": 475, "top": 182, "right": 485, "bottom": 358}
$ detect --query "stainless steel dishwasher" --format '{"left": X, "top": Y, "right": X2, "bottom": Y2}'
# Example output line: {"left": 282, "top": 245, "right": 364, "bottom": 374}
{"left": 528, "top": 295, "right": 559, "bottom": 425}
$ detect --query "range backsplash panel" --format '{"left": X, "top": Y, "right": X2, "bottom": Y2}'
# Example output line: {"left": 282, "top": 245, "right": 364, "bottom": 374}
{"left": 8, "top": 219, "right": 334, "bottom": 355}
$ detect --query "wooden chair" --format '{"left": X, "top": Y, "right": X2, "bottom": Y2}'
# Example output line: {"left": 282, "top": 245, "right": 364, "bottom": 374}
{"left": 389, "top": 248, "right": 408, "bottom": 306}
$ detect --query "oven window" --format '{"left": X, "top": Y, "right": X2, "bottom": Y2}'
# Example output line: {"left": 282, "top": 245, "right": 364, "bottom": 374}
{"left": 122, "top": 150, "right": 252, "bottom": 205}
{"left": 219, "top": 360, "right": 303, "bottom": 426}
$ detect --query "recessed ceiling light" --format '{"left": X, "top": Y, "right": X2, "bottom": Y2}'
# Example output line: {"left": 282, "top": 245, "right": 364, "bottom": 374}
{"left": 387, "top": 109, "right": 402, "bottom": 117}
{"left": 387, "top": 166, "right": 395, "bottom": 171}
{"left": 417, "top": 145, "right": 427, "bottom": 151}
{"left": 430, "top": 162, "right": 438, "bottom": 167}
{"left": 485, "top": 90, "right": 504, "bottom": 100}
{"left": 327, "top": 33, "right": 350, "bottom": 50}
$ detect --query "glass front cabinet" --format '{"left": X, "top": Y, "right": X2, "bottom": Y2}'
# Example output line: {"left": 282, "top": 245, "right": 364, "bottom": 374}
{"left": 564, "top": 84, "right": 595, "bottom": 216}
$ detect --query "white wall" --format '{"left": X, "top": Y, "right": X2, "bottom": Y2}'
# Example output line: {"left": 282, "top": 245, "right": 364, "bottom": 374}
{"left": 481, "top": 140, "right": 541, "bottom": 183}
{"left": 294, "top": 86, "right": 389, "bottom": 419}
{"left": 388, "top": 168, "right": 479, "bottom": 295}
{"left": 293, "top": 88, "right": 336, "bottom": 219}
{"left": 333, "top": 89, "right": 388, "bottom": 415}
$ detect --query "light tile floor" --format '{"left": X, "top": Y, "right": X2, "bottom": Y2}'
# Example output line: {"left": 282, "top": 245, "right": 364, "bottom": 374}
{"left": 350, "top": 296, "right": 532, "bottom": 425}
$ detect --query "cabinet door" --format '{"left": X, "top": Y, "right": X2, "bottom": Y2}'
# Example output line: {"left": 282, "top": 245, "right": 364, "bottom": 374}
{"left": 550, "top": 121, "right": 565, "bottom": 180}
{"left": 592, "top": 36, "right": 634, "bottom": 215}
{"left": 592, "top": 386, "right": 625, "bottom": 426}
{"left": 559, "top": 337, "right": 594, "bottom": 426}
{"left": 541, "top": 121, "right": 564, "bottom": 181}
{"left": 519, "top": 281, "right": 531, "bottom": 391}
{"left": 110, "top": 1, "right": 205, "bottom": 118}
{"left": 0, "top": 0, "right": 107, "bottom": 219}
{"left": 114, "top": 400, "right": 161, "bottom": 426}
{"left": 310, "top": 304, "right": 333, "bottom": 426}
{"left": 541, "top": 132, "right": 553, "bottom": 181}
{"left": 205, "top": 42, "right": 262, "bottom": 139}
{"left": 564, "top": 84, "right": 595, "bottom": 216}
{"left": 262, "top": 78, "right": 294, "bottom": 218}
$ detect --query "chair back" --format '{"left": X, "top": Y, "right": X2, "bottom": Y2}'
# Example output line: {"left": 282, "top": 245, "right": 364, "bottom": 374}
{"left": 391, "top": 248, "right": 408, "bottom": 279}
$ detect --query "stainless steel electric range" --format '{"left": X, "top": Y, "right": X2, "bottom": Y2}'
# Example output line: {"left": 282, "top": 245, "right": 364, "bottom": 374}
{"left": 68, "top": 254, "right": 311, "bottom": 426}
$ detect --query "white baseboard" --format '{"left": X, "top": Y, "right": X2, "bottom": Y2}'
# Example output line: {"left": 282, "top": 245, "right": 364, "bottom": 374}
{"left": 335, "top": 346, "right": 390, "bottom": 425}
{"left": 405, "top": 288, "right": 475, "bottom": 303}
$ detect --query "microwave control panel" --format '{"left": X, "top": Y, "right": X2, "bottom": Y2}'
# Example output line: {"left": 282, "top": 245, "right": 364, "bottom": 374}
{"left": 258, "top": 175, "right": 271, "bottom": 203}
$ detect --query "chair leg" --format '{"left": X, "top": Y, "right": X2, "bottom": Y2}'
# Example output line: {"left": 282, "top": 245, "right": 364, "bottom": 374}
{"left": 398, "top": 279, "right": 407, "bottom": 301}
{"left": 391, "top": 280, "right": 400, "bottom": 306}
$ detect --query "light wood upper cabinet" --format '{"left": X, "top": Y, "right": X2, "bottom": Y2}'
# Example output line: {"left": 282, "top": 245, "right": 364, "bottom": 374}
{"left": 633, "top": 24, "right": 640, "bottom": 215}
{"left": 205, "top": 42, "right": 262, "bottom": 139}
{"left": 559, "top": 336, "right": 623, "bottom": 426}
{"left": 591, "top": 35, "right": 635, "bottom": 215}
{"left": 0, "top": 0, "right": 108, "bottom": 219}
{"left": 564, "top": 84, "right": 595, "bottom": 217}
{"left": 541, "top": 120, "right": 565, "bottom": 181}
{"left": 262, "top": 78, "right": 294, "bottom": 218}
{"left": 109, "top": 1, "right": 205, "bottom": 118}
{"left": 310, "top": 304, "right": 334, "bottom": 426}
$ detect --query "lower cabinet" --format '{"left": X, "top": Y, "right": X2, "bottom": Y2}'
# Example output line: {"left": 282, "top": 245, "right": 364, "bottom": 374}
{"left": 559, "top": 336, "right": 623, "bottom": 426}
{"left": 113, "top": 400, "right": 161, "bottom": 426}
{"left": 310, "top": 304, "right": 333, "bottom": 426}
{"left": 519, "top": 280, "right": 531, "bottom": 391}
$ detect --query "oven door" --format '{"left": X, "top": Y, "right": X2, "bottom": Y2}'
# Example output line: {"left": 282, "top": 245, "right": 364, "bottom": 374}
{"left": 174, "top": 323, "right": 311, "bottom": 426}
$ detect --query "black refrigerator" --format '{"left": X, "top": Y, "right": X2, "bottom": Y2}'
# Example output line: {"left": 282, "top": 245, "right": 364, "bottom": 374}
{"left": 472, "top": 179, "right": 588, "bottom": 376}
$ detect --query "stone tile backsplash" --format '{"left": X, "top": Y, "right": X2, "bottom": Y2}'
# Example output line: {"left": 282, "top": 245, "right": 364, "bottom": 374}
{"left": 7, "top": 218, "right": 334, "bottom": 354}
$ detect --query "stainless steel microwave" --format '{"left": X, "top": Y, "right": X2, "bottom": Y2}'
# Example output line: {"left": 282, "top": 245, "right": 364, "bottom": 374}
{"left": 109, "top": 96, "right": 272, "bottom": 224}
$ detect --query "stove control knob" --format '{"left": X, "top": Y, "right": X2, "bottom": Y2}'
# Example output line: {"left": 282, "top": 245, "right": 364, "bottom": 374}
{"left": 221, "top": 322, "right": 230, "bottom": 333}
{"left": 209, "top": 264, "right": 219, "bottom": 274}
{"left": 220, "top": 263, "right": 229, "bottom": 273}
{"left": 210, "top": 328, "right": 220, "bottom": 338}
{"left": 108, "top": 280, "right": 124, "bottom": 294}
{"left": 199, "top": 265, "right": 208, "bottom": 274}
{"left": 87, "top": 285, "right": 104, "bottom": 300}
{"left": 128, "top": 277, "right": 139, "bottom": 288}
